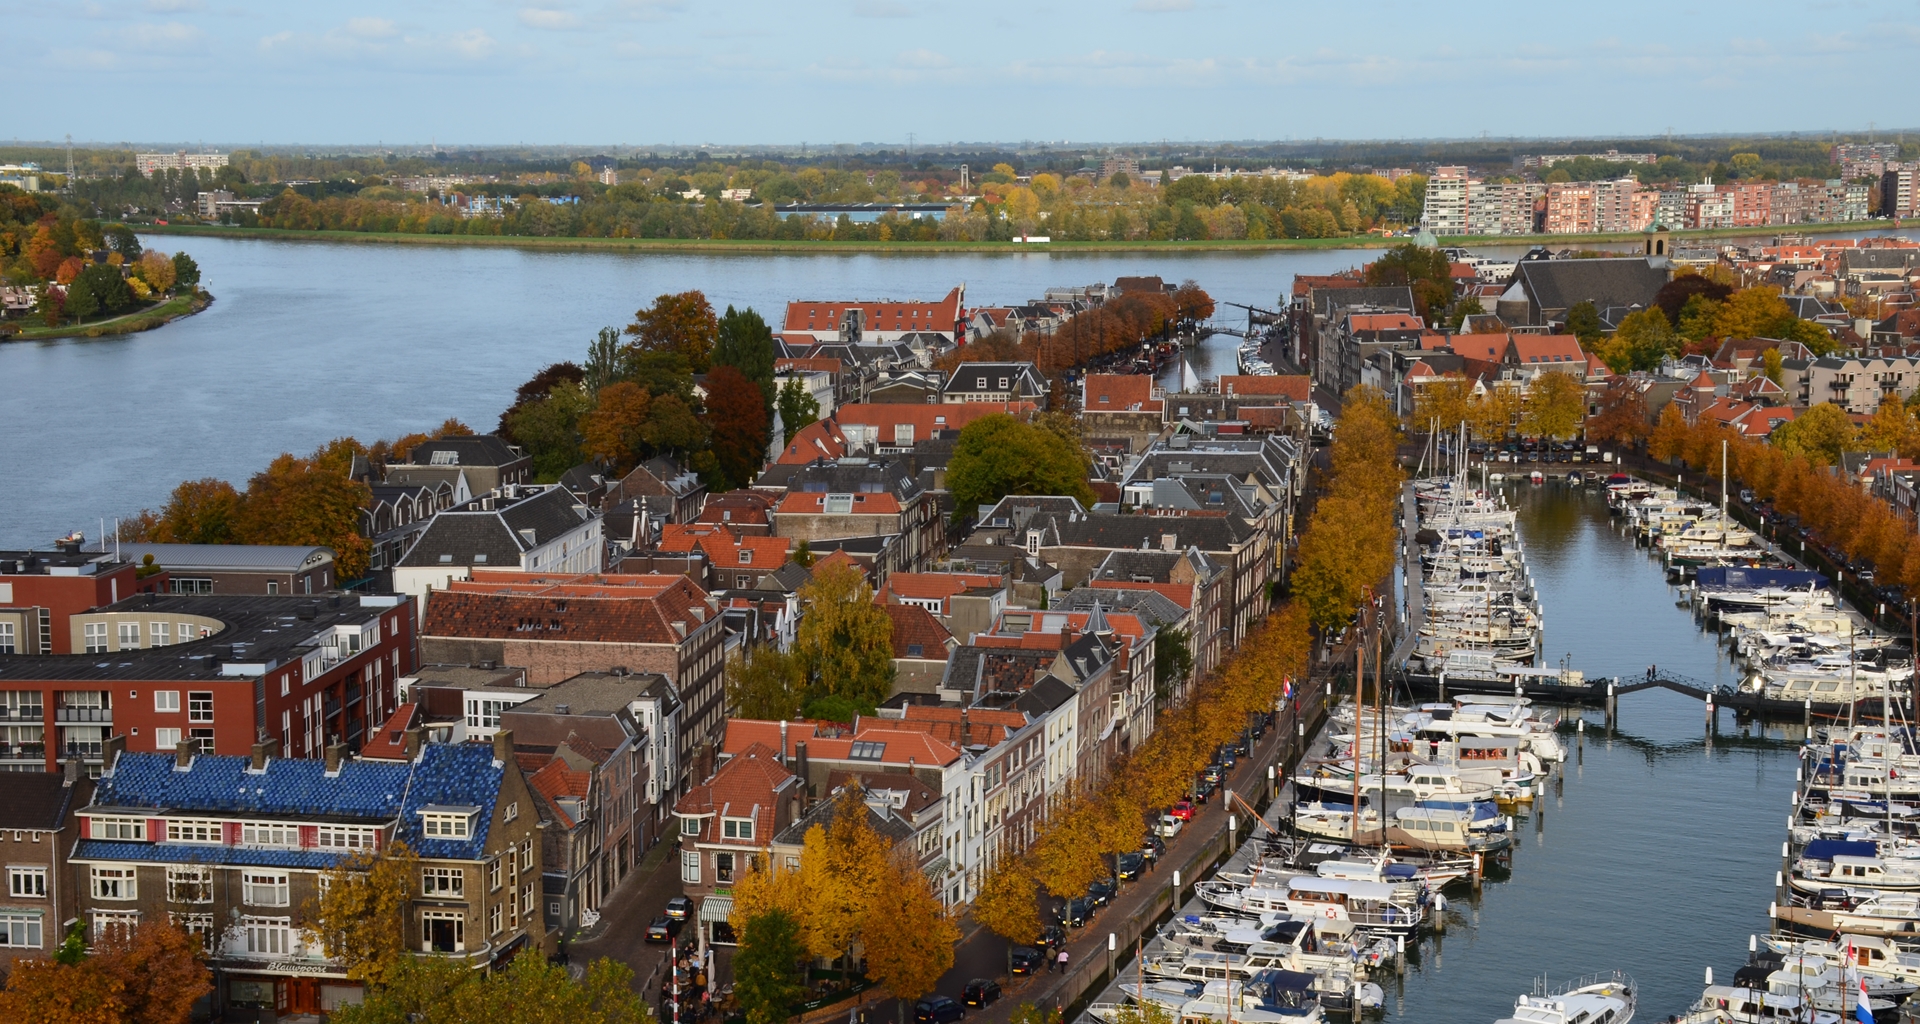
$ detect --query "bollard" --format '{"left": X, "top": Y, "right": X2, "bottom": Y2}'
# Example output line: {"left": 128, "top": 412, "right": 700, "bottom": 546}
{"left": 1706, "top": 692, "right": 1717, "bottom": 735}
{"left": 1606, "top": 679, "right": 1617, "bottom": 726}
{"left": 1750, "top": 934, "right": 1757, "bottom": 954}
{"left": 1438, "top": 670, "right": 1445, "bottom": 702}
{"left": 1268, "top": 764, "right": 1277, "bottom": 802}
{"left": 1472, "top": 852, "right": 1483, "bottom": 891}
{"left": 1804, "top": 699, "right": 1811, "bottom": 732}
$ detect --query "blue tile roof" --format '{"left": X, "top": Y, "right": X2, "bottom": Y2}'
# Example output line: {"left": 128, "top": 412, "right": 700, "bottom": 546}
{"left": 89, "top": 744, "right": 506, "bottom": 863}
{"left": 71, "top": 839, "right": 350, "bottom": 870}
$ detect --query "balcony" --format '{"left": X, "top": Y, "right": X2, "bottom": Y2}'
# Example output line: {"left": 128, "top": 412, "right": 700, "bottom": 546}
{"left": 0, "top": 707, "right": 45, "bottom": 722}
{"left": 55, "top": 707, "right": 112, "bottom": 724}
{"left": 0, "top": 744, "right": 46, "bottom": 761}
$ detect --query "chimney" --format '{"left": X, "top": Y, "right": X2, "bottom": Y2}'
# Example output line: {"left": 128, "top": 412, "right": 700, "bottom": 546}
{"left": 250, "top": 737, "right": 280, "bottom": 771}
{"left": 1160, "top": 532, "right": 1177, "bottom": 552}
{"left": 175, "top": 739, "right": 196, "bottom": 770}
{"left": 492, "top": 728, "right": 514, "bottom": 765}
{"left": 795, "top": 740, "right": 811, "bottom": 804}
{"left": 961, "top": 709, "right": 971, "bottom": 746}
{"left": 404, "top": 727, "right": 424, "bottom": 760}
{"left": 63, "top": 753, "right": 82, "bottom": 786}
{"left": 324, "top": 740, "right": 347, "bottom": 775}
{"left": 102, "top": 734, "right": 127, "bottom": 774}
{"left": 778, "top": 720, "right": 789, "bottom": 766}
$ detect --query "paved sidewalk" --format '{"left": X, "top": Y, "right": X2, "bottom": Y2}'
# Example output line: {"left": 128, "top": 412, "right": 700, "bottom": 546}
{"left": 569, "top": 833, "right": 689, "bottom": 991}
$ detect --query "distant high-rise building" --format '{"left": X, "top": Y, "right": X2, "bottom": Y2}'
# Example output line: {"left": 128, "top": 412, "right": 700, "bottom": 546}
{"left": 134, "top": 152, "right": 228, "bottom": 177}
{"left": 1420, "top": 166, "right": 1470, "bottom": 236}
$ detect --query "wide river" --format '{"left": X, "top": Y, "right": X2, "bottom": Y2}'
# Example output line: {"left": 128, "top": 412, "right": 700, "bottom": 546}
{"left": 1390, "top": 482, "right": 1792, "bottom": 1022}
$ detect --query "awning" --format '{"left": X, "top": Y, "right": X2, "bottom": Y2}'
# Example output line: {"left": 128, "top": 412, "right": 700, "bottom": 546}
{"left": 697, "top": 896, "right": 733, "bottom": 923}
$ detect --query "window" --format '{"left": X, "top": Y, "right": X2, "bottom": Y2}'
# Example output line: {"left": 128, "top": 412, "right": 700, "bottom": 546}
{"left": 91, "top": 910, "right": 139, "bottom": 940}
{"left": 422, "top": 867, "right": 464, "bottom": 897}
{"left": 188, "top": 728, "right": 214, "bottom": 753}
{"left": 9, "top": 867, "right": 46, "bottom": 898}
{"left": 422, "top": 911, "right": 464, "bottom": 952}
{"left": 243, "top": 916, "right": 291, "bottom": 955}
{"left": 849, "top": 741, "right": 886, "bottom": 761}
{"left": 92, "top": 817, "right": 144, "bottom": 841}
{"left": 721, "top": 817, "right": 754, "bottom": 841}
{"left": 488, "top": 858, "right": 502, "bottom": 892}
{"left": 166, "top": 866, "right": 212, "bottom": 903}
{"left": 187, "top": 692, "right": 214, "bottom": 723}
{"left": 504, "top": 801, "right": 519, "bottom": 823}
{"left": 171, "top": 912, "right": 213, "bottom": 950}
{"left": 154, "top": 690, "right": 180, "bottom": 713}
{"left": 715, "top": 852, "right": 735, "bottom": 883}
{"left": 84, "top": 623, "right": 107, "bottom": 654}
{"left": 154, "top": 728, "right": 181, "bottom": 751}
{"left": 150, "top": 622, "right": 170, "bottom": 646}
{"left": 0, "top": 622, "right": 13, "bottom": 655}
{"left": 117, "top": 622, "right": 140, "bottom": 648}
{"left": 490, "top": 902, "right": 504, "bottom": 936}
{"left": 317, "top": 826, "right": 377, "bottom": 850}
{"left": 168, "top": 819, "right": 222, "bottom": 844}
{"left": 422, "top": 813, "right": 472, "bottom": 839}
{"left": 522, "top": 882, "right": 534, "bottom": 913}
{"left": 520, "top": 839, "right": 533, "bottom": 871}
{"left": 169, "top": 578, "right": 212, "bottom": 595}
{"left": 466, "top": 698, "right": 512, "bottom": 731}
{"left": 91, "top": 866, "right": 137, "bottom": 900}
{"left": 242, "top": 872, "right": 289, "bottom": 907}
{"left": 0, "top": 912, "right": 42, "bottom": 948}
{"left": 241, "top": 822, "right": 297, "bottom": 848}
{"left": 266, "top": 581, "right": 279, "bottom": 595}
{"left": 680, "top": 849, "right": 700, "bottom": 884}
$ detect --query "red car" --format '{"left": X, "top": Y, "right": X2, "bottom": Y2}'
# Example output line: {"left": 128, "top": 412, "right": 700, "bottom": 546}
{"left": 1170, "top": 800, "right": 1196, "bottom": 821}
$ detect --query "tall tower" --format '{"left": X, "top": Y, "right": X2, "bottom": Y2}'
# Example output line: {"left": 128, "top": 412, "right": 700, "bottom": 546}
{"left": 65, "top": 134, "right": 74, "bottom": 191}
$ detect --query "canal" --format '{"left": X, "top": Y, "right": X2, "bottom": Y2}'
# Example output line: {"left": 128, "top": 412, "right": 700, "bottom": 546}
{"left": 1386, "top": 480, "right": 1794, "bottom": 1022}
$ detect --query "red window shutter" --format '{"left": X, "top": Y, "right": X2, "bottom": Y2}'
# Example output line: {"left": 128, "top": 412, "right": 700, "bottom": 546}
{"left": 224, "top": 822, "right": 243, "bottom": 845}
{"left": 300, "top": 825, "right": 319, "bottom": 849}
{"left": 149, "top": 818, "right": 166, "bottom": 840}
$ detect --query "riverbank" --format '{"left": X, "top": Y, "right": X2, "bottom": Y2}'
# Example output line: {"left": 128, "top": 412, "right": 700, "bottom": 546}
{"left": 136, "top": 220, "right": 1902, "bottom": 254}
{"left": 3, "top": 290, "right": 212, "bottom": 342}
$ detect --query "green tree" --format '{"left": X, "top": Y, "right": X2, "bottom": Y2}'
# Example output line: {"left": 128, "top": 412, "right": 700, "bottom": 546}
{"left": 1602, "top": 307, "right": 1678, "bottom": 372}
{"left": 792, "top": 561, "right": 894, "bottom": 712}
{"left": 63, "top": 273, "right": 101, "bottom": 321}
{"left": 508, "top": 381, "right": 594, "bottom": 481}
{"left": 732, "top": 911, "right": 805, "bottom": 1024}
{"left": 1771, "top": 402, "right": 1857, "bottom": 466}
{"left": 333, "top": 954, "right": 649, "bottom": 1024}
{"left": 776, "top": 378, "right": 819, "bottom": 444}
{"left": 171, "top": 252, "right": 200, "bottom": 289}
{"left": 1153, "top": 626, "right": 1194, "bottom": 702}
{"left": 713, "top": 306, "right": 777, "bottom": 413}
{"left": 726, "top": 646, "right": 803, "bottom": 721}
{"left": 583, "top": 327, "right": 624, "bottom": 395}
{"left": 947, "top": 414, "right": 1095, "bottom": 522}
{"left": 1564, "top": 301, "right": 1604, "bottom": 344}
{"left": 1363, "top": 243, "right": 1454, "bottom": 321}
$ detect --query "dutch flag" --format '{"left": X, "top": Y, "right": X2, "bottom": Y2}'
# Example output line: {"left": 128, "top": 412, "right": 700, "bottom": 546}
{"left": 1856, "top": 966, "right": 1875, "bottom": 1024}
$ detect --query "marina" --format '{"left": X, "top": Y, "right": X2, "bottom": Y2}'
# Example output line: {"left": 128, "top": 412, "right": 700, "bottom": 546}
{"left": 1065, "top": 476, "right": 1840, "bottom": 1022}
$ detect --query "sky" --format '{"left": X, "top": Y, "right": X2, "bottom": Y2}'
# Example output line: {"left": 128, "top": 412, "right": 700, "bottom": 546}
{"left": 9, "top": 0, "right": 1920, "bottom": 148}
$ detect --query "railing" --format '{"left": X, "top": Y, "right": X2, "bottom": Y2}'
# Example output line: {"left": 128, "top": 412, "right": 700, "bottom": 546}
{"left": 0, "top": 744, "right": 46, "bottom": 761}
{"left": 0, "top": 708, "right": 45, "bottom": 722}
{"left": 56, "top": 707, "right": 112, "bottom": 723}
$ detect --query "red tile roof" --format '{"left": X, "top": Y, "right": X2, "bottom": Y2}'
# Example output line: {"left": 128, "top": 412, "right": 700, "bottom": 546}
{"left": 1348, "top": 313, "right": 1424, "bottom": 332}
{"left": 1083, "top": 374, "right": 1163, "bottom": 413}
{"left": 1449, "top": 334, "right": 1510, "bottom": 362}
{"left": 777, "top": 357, "right": 843, "bottom": 374}
{"left": 778, "top": 419, "right": 849, "bottom": 464}
{"left": 661, "top": 524, "right": 789, "bottom": 568}
{"left": 1216, "top": 375, "right": 1310, "bottom": 400}
{"left": 884, "top": 572, "right": 1005, "bottom": 607}
{"left": 811, "top": 550, "right": 865, "bottom": 581}
{"left": 423, "top": 575, "right": 714, "bottom": 644}
{"left": 775, "top": 491, "right": 903, "bottom": 515}
{"left": 1508, "top": 334, "right": 1586, "bottom": 365}
{"left": 833, "top": 402, "right": 1035, "bottom": 438}
{"left": 529, "top": 758, "right": 593, "bottom": 828}
{"left": 360, "top": 704, "right": 420, "bottom": 762}
{"left": 884, "top": 604, "right": 953, "bottom": 661}
{"left": 674, "top": 742, "right": 800, "bottom": 829}
{"left": 722, "top": 719, "right": 961, "bottom": 767}
{"left": 1088, "top": 579, "right": 1196, "bottom": 609}
{"left": 783, "top": 288, "right": 964, "bottom": 334}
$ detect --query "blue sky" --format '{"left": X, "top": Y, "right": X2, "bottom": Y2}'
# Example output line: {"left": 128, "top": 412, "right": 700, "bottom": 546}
{"left": 9, "top": 0, "right": 1920, "bottom": 147}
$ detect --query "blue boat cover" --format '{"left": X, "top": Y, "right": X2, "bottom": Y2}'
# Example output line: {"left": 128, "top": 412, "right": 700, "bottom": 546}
{"left": 1384, "top": 864, "right": 1418, "bottom": 879}
{"left": 1271, "top": 970, "right": 1317, "bottom": 991}
{"left": 1694, "top": 567, "right": 1829, "bottom": 590}
{"left": 1802, "top": 839, "right": 1878, "bottom": 861}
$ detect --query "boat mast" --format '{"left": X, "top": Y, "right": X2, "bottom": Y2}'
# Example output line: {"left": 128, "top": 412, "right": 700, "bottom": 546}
{"left": 1353, "top": 595, "right": 1365, "bottom": 844}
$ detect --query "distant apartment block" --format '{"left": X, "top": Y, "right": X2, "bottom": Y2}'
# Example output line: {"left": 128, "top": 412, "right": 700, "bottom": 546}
{"left": 1428, "top": 167, "right": 1870, "bottom": 237}
{"left": 1520, "top": 150, "right": 1657, "bottom": 169}
{"left": 136, "top": 152, "right": 229, "bottom": 177}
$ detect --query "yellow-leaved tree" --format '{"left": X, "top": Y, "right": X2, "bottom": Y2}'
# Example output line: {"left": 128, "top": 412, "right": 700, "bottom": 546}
{"left": 860, "top": 856, "right": 958, "bottom": 1006}
{"left": 305, "top": 841, "right": 420, "bottom": 988}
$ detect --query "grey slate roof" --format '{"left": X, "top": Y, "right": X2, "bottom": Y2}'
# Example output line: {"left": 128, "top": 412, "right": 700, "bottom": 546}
{"left": 110, "top": 543, "right": 334, "bottom": 573}
{"left": 0, "top": 770, "right": 85, "bottom": 830}
{"left": 1513, "top": 258, "right": 1669, "bottom": 317}
{"left": 1048, "top": 512, "right": 1253, "bottom": 552}
{"left": 1056, "top": 585, "right": 1188, "bottom": 627}
{"left": 1311, "top": 286, "right": 1415, "bottom": 316}
{"left": 397, "top": 485, "right": 588, "bottom": 568}
{"left": 399, "top": 435, "right": 526, "bottom": 468}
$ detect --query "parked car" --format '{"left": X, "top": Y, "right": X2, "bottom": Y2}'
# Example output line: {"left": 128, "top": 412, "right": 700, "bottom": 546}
{"left": 1200, "top": 765, "right": 1225, "bottom": 785}
{"left": 1141, "top": 834, "right": 1165, "bottom": 860}
{"left": 1170, "top": 800, "right": 1196, "bottom": 821}
{"left": 1116, "top": 851, "right": 1145, "bottom": 881}
{"left": 915, "top": 996, "right": 964, "bottom": 1024}
{"left": 1087, "top": 877, "right": 1117, "bottom": 907}
{"left": 1194, "top": 777, "right": 1218, "bottom": 802}
{"left": 963, "top": 979, "right": 1002, "bottom": 1008}
{"left": 645, "top": 915, "right": 677, "bottom": 943}
{"left": 1010, "top": 946, "right": 1044, "bottom": 976}
{"left": 664, "top": 896, "right": 694, "bottom": 921}
{"left": 1160, "top": 813, "right": 1184, "bottom": 839}
{"left": 1035, "top": 924, "right": 1066, "bottom": 948}
{"left": 1058, "top": 897, "right": 1095, "bottom": 928}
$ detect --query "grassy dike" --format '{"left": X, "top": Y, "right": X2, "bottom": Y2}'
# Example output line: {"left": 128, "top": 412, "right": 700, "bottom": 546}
{"left": 5, "top": 291, "right": 210, "bottom": 342}
{"left": 137, "top": 220, "right": 1903, "bottom": 255}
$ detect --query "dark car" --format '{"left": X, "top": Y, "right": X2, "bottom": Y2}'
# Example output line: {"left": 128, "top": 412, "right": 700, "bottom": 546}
{"left": 915, "top": 996, "right": 964, "bottom": 1024}
{"left": 1086, "top": 877, "right": 1117, "bottom": 907}
{"left": 1010, "top": 946, "right": 1044, "bottom": 976}
{"left": 1058, "top": 897, "right": 1094, "bottom": 928}
{"left": 1116, "top": 851, "right": 1146, "bottom": 881}
{"left": 1194, "top": 777, "right": 1218, "bottom": 801}
{"left": 1141, "top": 835, "right": 1165, "bottom": 860}
{"left": 963, "top": 979, "right": 1002, "bottom": 1008}
{"left": 664, "top": 895, "right": 694, "bottom": 921}
{"left": 644, "top": 915, "right": 677, "bottom": 943}
{"left": 1200, "top": 765, "right": 1225, "bottom": 785}
{"left": 1035, "top": 923, "right": 1066, "bottom": 948}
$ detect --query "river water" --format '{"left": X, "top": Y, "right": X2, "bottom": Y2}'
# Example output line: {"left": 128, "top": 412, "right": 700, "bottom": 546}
{"left": 0, "top": 236, "right": 1394, "bottom": 548}
{"left": 1389, "top": 481, "right": 1794, "bottom": 1022}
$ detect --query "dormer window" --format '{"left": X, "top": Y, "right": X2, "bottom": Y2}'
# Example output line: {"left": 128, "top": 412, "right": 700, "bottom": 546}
{"left": 429, "top": 450, "right": 459, "bottom": 466}
{"left": 421, "top": 807, "right": 477, "bottom": 839}
{"left": 722, "top": 817, "right": 754, "bottom": 840}
{"left": 739, "top": 550, "right": 753, "bottom": 565}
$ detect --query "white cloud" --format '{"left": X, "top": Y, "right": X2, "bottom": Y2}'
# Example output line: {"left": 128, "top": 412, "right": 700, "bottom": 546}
{"left": 519, "top": 8, "right": 581, "bottom": 29}
{"left": 443, "top": 29, "right": 496, "bottom": 58}
{"left": 143, "top": 0, "right": 205, "bottom": 11}
{"left": 895, "top": 48, "right": 952, "bottom": 68}
{"left": 346, "top": 17, "right": 398, "bottom": 39}
{"left": 1131, "top": 0, "right": 1194, "bottom": 10}
{"left": 854, "top": 0, "right": 913, "bottom": 17}
{"left": 119, "top": 21, "right": 204, "bottom": 48}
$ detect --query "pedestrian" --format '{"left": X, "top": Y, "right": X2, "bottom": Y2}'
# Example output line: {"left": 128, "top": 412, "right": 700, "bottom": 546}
{"left": 1057, "top": 948, "right": 1069, "bottom": 974}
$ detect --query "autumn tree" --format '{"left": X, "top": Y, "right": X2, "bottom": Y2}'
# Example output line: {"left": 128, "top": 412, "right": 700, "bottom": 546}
{"left": 792, "top": 562, "right": 895, "bottom": 714}
{"left": 776, "top": 378, "right": 819, "bottom": 444}
{"left": 1587, "top": 386, "right": 1649, "bottom": 446}
{"left": 1857, "top": 398, "right": 1920, "bottom": 458}
{"left": 0, "top": 956, "right": 126, "bottom": 1024}
{"left": 579, "top": 381, "right": 653, "bottom": 475}
{"left": 498, "top": 362, "right": 586, "bottom": 440}
{"left": 1598, "top": 308, "right": 1677, "bottom": 372}
{"left": 1770, "top": 402, "right": 1857, "bottom": 466}
{"left": 972, "top": 858, "right": 1043, "bottom": 945}
{"left": 948, "top": 414, "right": 1095, "bottom": 521}
{"left": 731, "top": 911, "right": 805, "bottom": 1024}
{"left": 1522, "top": 370, "right": 1586, "bottom": 440}
{"left": 1647, "top": 404, "right": 1691, "bottom": 463}
{"left": 1412, "top": 375, "right": 1474, "bottom": 436}
{"left": 156, "top": 478, "right": 242, "bottom": 544}
{"left": 705, "top": 365, "right": 770, "bottom": 490}
{"left": 333, "top": 952, "right": 649, "bottom": 1024}
{"left": 725, "top": 646, "right": 803, "bottom": 722}
{"left": 233, "top": 452, "right": 373, "bottom": 579}
{"left": 1465, "top": 387, "right": 1520, "bottom": 443}
{"left": 861, "top": 856, "right": 957, "bottom": 1011}
{"left": 89, "top": 921, "right": 212, "bottom": 1024}
{"left": 625, "top": 291, "right": 718, "bottom": 372}
{"left": 305, "top": 841, "right": 420, "bottom": 988}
